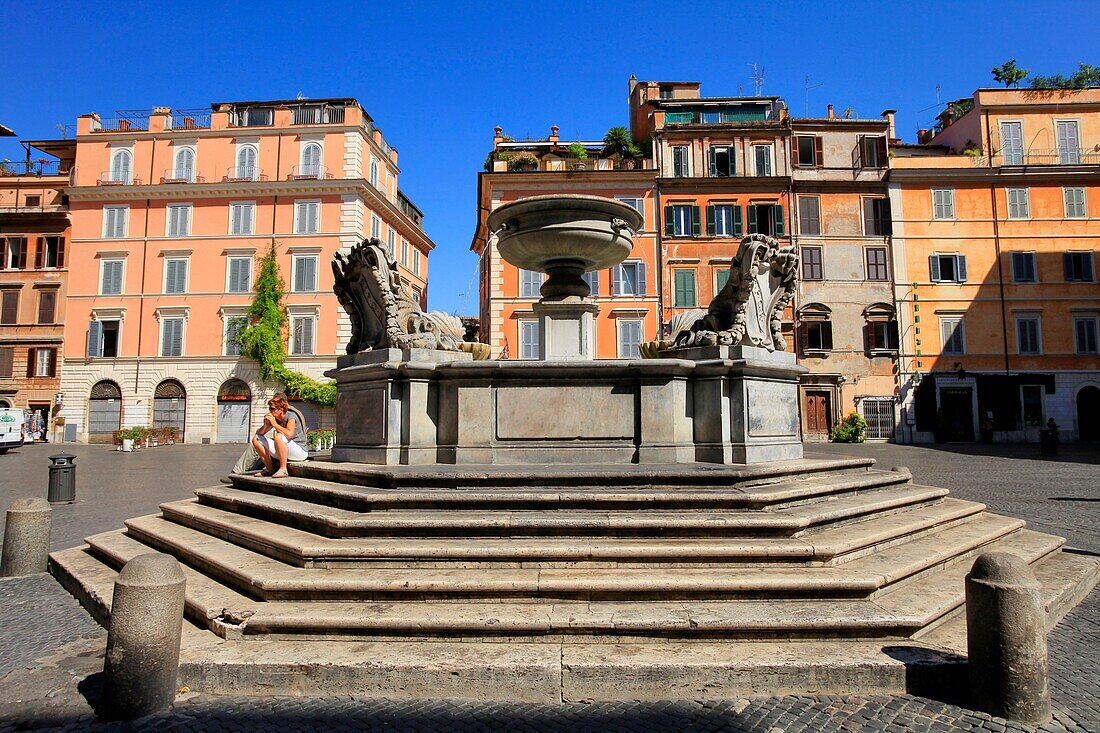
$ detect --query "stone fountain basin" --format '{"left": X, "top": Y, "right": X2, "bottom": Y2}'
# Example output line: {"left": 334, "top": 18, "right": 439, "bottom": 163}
{"left": 488, "top": 194, "right": 644, "bottom": 273}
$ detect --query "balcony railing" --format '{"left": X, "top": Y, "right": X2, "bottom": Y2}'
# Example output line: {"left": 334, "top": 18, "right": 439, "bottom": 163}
{"left": 168, "top": 112, "right": 212, "bottom": 130}
{"left": 160, "top": 168, "right": 204, "bottom": 184}
{"left": 292, "top": 106, "right": 346, "bottom": 125}
{"left": 288, "top": 164, "right": 333, "bottom": 180}
{"left": 98, "top": 170, "right": 141, "bottom": 185}
{"left": 0, "top": 160, "right": 66, "bottom": 177}
{"left": 223, "top": 166, "right": 268, "bottom": 182}
{"left": 91, "top": 117, "right": 149, "bottom": 132}
{"left": 988, "top": 148, "right": 1100, "bottom": 166}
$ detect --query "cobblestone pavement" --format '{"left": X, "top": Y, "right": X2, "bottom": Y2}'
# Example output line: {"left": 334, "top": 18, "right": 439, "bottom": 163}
{"left": 0, "top": 441, "right": 1096, "bottom": 731}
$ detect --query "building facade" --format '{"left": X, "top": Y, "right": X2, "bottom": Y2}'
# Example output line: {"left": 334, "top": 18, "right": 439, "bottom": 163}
{"left": 0, "top": 138, "right": 74, "bottom": 440}
{"left": 889, "top": 88, "right": 1100, "bottom": 443}
{"left": 58, "top": 99, "right": 434, "bottom": 443}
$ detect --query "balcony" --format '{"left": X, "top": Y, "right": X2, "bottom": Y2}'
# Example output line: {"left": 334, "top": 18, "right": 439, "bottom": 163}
{"left": 98, "top": 170, "right": 141, "bottom": 186}
{"left": 168, "top": 111, "right": 212, "bottom": 130}
{"left": 91, "top": 117, "right": 149, "bottom": 133}
{"left": 0, "top": 160, "right": 67, "bottom": 177}
{"left": 223, "top": 166, "right": 268, "bottom": 182}
{"left": 988, "top": 148, "right": 1100, "bottom": 166}
{"left": 292, "top": 106, "right": 345, "bottom": 125}
{"left": 160, "top": 168, "right": 204, "bottom": 184}
{"left": 288, "top": 164, "right": 333, "bottom": 180}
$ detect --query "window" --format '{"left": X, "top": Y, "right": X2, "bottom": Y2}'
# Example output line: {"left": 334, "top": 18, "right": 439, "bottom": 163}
{"left": 801, "top": 246, "right": 823, "bottom": 280}
{"left": 865, "top": 247, "right": 888, "bottom": 281}
{"left": 1000, "top": 121, "right": 1023, "bottom": 165}
{"left": 799, "top": 306, "right": 833, "bottom": 352}
{"left": 109, "top": 149, "right": 132, "bottom": 184}
{"left": 1064, "top": 252, "right": 1095, "bottom": 282}
{"left": 229, "top": 202, "right": 255, "bottom": 235}
{"left": 747, "top": 204, "right": 785, "bottom": 236}
{"left": 1074, "top": 317, "right": 1098, "bottom": 354}
{"left": 798, "top": 197, "right": 820, "bottom": 235}
{"left": 399, "top": 237, "right": 409, "bottom": 265}
{"left": 370, "top": 157, "right": 379, "bottom": 187}
{"left": 100, "top": 259, "right": 124, "bottom": 295}
{"left": 1011, "top": 252, "right": 1036, "bottom": 282}
{"left": 3, "top": 237, "right": 27, "bottom": 269}
{"left": 87, "top": 319, "right": 120, "bottom": 358}
{"left": 613, "top": 261, "right": 646, "bottom": 296}
{"left": 30, "top": 348, "right": 56, "bottom": 378}
{"left": 520, "top": 269, "right": 543, "bottom": 297}
{"left": 1056, "top": 120, "right": 1080, "bottom": 164}
{"left": 227, "top": 257, "right": 252, "bottom": 293}
{"left": 234, "top": 145, "right": 258, "bottom": 181}
{"left": 1064, "top": 187, "right": 1087, "bottom": 218}
{"left": 1016, "top": 317, "right": 1041, "bottom": 355}
{"left": 673, "top": 270, "right": 696, "bottom": 307}
{"left": 387, "top": 230, "right": 397, "bottom": 261}
{"left": 294, "top": 200, "right": 320, "bottom": 234}
{"left": 519, "top": 321, "right": 540, "bottom": 359}
{"left": 666, "top": 204, "right": 700, "bottom": 237}
{"left": 708, "top": 146, "right": 734, "bottom": 177}
{"left": 708, "top": 204, "right": 741, "bottom": 237}
{"left": 173, "top": 147, "right": 195, "bottom": 182}
{"left": 857, "top": 136, "right": 886, "bottom": 168}
{"left": 163, "top": 258, "right": 188, "bottom": 294}
{"left": 940, "top": 317, "right": 965, "bottom": 355}
{"left": 583, "top": 270, "right": 600, "bottom": 295}
{"left": 867, "top": 320, "right": 900, "bottom": 352}
{"left": 862, "top": 198, "right": 892, "bottom": 236}
{"left": 616, "top": 197, "right": 644, "bottom": 216}
{"left": 400, "top": 238, "right": 409, "bottom": 266}
{"left": 237, "top": 107, "right": 273, "bottom": 127}
{"left": 795, "top": 135, "right": 822, "bottom": 167}
{"left": 224, "top": 315, "right": 248, "bottom": 356}
{"left": 166, "top": 203, "right": 192, "bottom": 237}
{"left": 1006, "top": 187, "right": 1030, "bottom": 219}
{"left": 412, "top": 249, "right": 421, "bottom": 276}
{"left": 292, "top": 255, "right": 318, "bottom": 292}
{"left": 672, "top": 145, "right": 690, "bottom": 177}
{"left": 300, "top": 143, "right": 322, "bottom": 178}
{"left": 932, "top": 189, "right": 955, "bottom": 220}
{"left": 1021, "top": 385, "right": 1044, "bottom": 428}
{"left": 39, "top": 236, "right": 64, "bottom": 268}
{"left": 0, "top": 347, "right": 11, "bottom": 378}
{"left": 753, "top": 144, "right": 773, "bottom": 176}
{"left": 715, "top": 268, "right": 730, "bottom": 293}
{"left": 37, "top": 289, "right": 56, "bottom": 324}
{"left": 929, "top": 254, "right": 967, "bottom": 283}
{"left": 160, "top": 318, "right": 184, "bottom": 357}
{"left": 371, "top": 215, "right": 381, "bottom": 240}
{"left": 290, "top": 315, "right": 315, "bottom": 355}
{"left": 618, "top": 320, "right": 643, "bottom": 358}
{"left": 0, "top": 290, "right": 18, "bottom": 324}
{"left": 25, "top": 195, "right": 41, "bottom": 207}
{"left": 659, "top": 85, "right": 673, "bottom": 99}
{"left": 103, "top": 206, "right": 128, "bottom": 238}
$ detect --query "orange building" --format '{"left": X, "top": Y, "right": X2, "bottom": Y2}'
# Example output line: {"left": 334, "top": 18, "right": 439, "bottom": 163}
{"left": 0, "top": 135, "right": 74, "bottom": 439}
{"left": 57, "top": 99, "right": 434, "bottom": 443}
{"left": 889, "top": 88, "right": 1100, "bottom": 443}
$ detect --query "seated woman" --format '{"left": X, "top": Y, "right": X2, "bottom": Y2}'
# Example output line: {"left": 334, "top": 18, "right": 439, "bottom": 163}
{"left": 251, "top": 395, "right": 308, "bottom": 478}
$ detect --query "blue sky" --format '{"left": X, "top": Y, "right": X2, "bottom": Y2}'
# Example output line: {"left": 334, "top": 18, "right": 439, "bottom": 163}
{"left": 3, "top": 1, "right": 1096, "bottom": 314}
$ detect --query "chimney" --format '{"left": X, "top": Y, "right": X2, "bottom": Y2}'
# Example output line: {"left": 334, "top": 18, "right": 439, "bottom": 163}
{"left": 827, "top": 104, "right": 835, "bottom": 119}
{"left": 917, "top": 129, "right": 931, "bottom": 144}
{"left": 629, "top": 74, "right": 638, "bottom": 96}
{"left": 549, "top": 125, "right": 559, "bottom": 143}
{"left": 493, "top": 126, "right": 503, "bottom": 147}
{"left": 881, "top": 109, "right": 897, "bottom": 141}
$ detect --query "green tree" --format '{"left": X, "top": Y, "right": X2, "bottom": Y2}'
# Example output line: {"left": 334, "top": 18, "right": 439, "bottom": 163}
{"left": 992, "top": 59, "right": 1029, "bottom": 88}
{"left": 1030, "top": 63, "right": 1100, "bottom": 89}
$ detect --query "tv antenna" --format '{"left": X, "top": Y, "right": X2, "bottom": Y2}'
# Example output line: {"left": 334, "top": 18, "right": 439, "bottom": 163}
{"left": 917, "top": 84, "right": 946, "bottom": 114}
{"left": 748, "top": 64, "right": 765, "bottom": 96}
{"left": 55, "top": 123, "right": 68, "bottom": 139}
{"left": 804, "top": 75, "right": 824, "bottom": 116}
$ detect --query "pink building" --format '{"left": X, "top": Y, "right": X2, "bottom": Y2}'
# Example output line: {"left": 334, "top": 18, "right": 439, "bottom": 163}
{"left": 59, "top": 99, "right": 434, "bottom": 443}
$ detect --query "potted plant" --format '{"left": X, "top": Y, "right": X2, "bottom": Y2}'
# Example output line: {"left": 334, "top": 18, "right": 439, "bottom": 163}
{"left": 507, "top": 151, "right": 539, "bottom": 172}
{"left": 566, "top": 143, "right": 588, "bottom": 170}
{"left": 120, "top": 428, "right": 135, "bottom": 453}
{"left": 166, "top": 426, "right": 177, "bottom": 445}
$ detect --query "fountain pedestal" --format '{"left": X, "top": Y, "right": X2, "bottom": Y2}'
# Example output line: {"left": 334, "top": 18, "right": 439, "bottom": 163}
{"left": 532, "top": 298, "right": 598, "bottom": 360}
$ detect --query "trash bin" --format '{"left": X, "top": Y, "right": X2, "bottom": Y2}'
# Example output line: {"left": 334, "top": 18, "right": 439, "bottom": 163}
{"left": 1039, "top": 429, "right": 1058, "bottom": 457}
{"left": 47, "top": 453, "right": 77, "bottom": 504}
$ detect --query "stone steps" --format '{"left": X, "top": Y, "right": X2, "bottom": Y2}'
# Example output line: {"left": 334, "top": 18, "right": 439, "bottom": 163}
{"left": 170, "top": 492, "right": 984, "bottom": 567}
{"left": 194, "top": 482, "right": 942, "bottom": 540}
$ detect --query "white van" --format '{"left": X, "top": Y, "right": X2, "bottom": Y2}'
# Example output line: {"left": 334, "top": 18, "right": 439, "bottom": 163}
{"left": 0, "top": 408, "right": 25, "bottom": 453}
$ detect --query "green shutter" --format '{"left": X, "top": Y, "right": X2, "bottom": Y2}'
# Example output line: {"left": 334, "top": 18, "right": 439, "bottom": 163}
{"left": 774, "top": 205, "right": 785, "bottom": 236}
{"left": 664, "top": 205, "right": 674, "bottom": 236}
{"left": 733, "top": 206, "right": 743, "bottom": 236}
{"left": 747, "top": 205, "right": 758, "bottom": 234}
{"left": 674, "top": 270, "right": 696, "bottom": 307}
{"left": 706, "top": 205, "right": 715, "bottom": 236}
{"left": 691, "top": 206, "right": 701, "bottom": 237}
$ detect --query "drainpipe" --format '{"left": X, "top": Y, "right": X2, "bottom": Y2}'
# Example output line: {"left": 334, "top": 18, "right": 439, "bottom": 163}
{"left": 984, "top": 109, "right": 1011, "bottom": 376}
{"left": 133, "top": 137, "right": 157, "bottom": 403}
{"left": 654, "top": 134, "right": 665, "bottom": 336}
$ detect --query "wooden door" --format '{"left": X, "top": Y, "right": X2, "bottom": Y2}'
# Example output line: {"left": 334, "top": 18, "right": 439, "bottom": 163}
{"left": 804, "top": 391, "right": 830, "bottom": 435}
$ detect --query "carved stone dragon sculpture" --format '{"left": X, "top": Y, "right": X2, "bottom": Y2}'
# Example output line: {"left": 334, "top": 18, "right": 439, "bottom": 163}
{"left": 665, "top": 234, "right": 799, "bottom": 353}
{"left": 332, "top": 238, "right": 489, "bottom": 358}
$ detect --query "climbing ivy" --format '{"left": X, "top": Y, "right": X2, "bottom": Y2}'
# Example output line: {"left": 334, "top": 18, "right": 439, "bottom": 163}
{"left": 237, "top": 243, "right": 337, "bottom": 406}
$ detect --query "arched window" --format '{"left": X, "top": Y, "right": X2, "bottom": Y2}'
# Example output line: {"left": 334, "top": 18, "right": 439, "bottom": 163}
{"left": 110, "top": 149, "right": 132, "bottom": 184}
{"left": 300, "top": 143, "right": 322, "bottom": 178}
{"left": 153, "top": 379, "right": 186, "bottom": 439}
{"left": 216, "top": 378, "right": 252, "bottom": 443}
{"left": 88, "top": 380, "right": 122, "bottom": 443}
{"left": 797, "top": 303, "right": 833, "bottom": 353}
{"left": 174, "top": 147, "right": 195, "bottom": 182}
{"left": 235, "top": 145, "right": 257, "bottom": 181}
{"left": 863, "top": 303, "right": 899, "bottom": 353}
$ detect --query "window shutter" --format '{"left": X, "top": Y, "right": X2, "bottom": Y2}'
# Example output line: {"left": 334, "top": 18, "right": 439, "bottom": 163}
{"left": 664, "top": 205, "right": 674, "bottom": 237}
{"left": 790, "top": 140, "right": 799, "bottom": 168}
{"left": 706, "top": 205, "right": 715, "bottom": 236}
{"left": 637, "top": 263, "right": 647, "bottom": 295}
{"left": 34, "top": 238, "right": 43, "bottom": 269}
{"left": 48, "top": 348, "right": 57, "bottom": 378}
{"left": 111, "top": 262, "right": 123, "bottom": 294}
{"left": 172, "top": 321, "right": 183, "bottom": 356}
{"left": 853, "top": 137, "right": 864, "bottom": 169}
{"left": 814, "top": 137, "right": 824, "bottom": 167}
{"left": 747, "top": 205, "right": 758, "bottom": 234}
{"left": 733, "top": 206, "right": 743, "bottom": 236}
{"left": 929, "top": 255, "right": 941, "bottom": 282}
{"left": 56, "top": 238, "right": 65, "bottom": 268}
{"left": 0, "top": 347, "right": 11, "bottom": 377}
{"left": 38, "top": 291, "right": 55, "bottom": 324}
{"left": 88, "top": 321, "right": 102, "bottom": 357}
{"left": 231, "top": 204, "right": 242, "bottom": 234}
{"left": 774, "top": 205, "right": 785, "bottom": 236}
{"left": 612, "top": 264, "right": 622, "bottom": 295}
{"left": 823, "top": 321, "right": 834, "bottom": 350}
{"left": 955, "top": 255, "right": 967, "bottom": 283}
{"left": 863, "top": 199, "right": 875, "bottom": 235}
{"left": 1, "top": 291, "right": 17, "bottom": 323}
{"left": 17, "top": 240, "right": 27, "bottom": 269}
{"left": 309, "top": 202, "right": 319, "bottom": 232}
{"left": 1085, "top": 254, "right": 1095, "bottom": 282}
{"left": 691, "top": 206, "right": 701, "bottom": 236}
{"left": 26, "top": 348, "right": 35, "bottom": 378}
{"left": 707, "top": 147, "right": 716, "bottom": 176}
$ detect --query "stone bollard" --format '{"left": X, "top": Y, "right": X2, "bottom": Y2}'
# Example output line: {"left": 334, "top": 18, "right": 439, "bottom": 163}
{"left": 100, "top": 553, "right": 186, "bottom": 721}
{"left": 1, "top": 498, "right": 52, "bottom": 577}
{"left": 965, "top": 552, "right": 1051, "bottom": 725}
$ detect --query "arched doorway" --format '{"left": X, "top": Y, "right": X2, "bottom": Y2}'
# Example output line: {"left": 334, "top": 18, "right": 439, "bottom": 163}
{"left": 88, "top": 381, "right": 122, "bottom": 443}
{"left": 217, "top": 379, "right": 251, "bottom": 443}
{"left": 153, "top": 379, "right": 186, "bottom": 441}
{"left": 1077, "top": 386, "right": 1100, "bottom": 441}
{"left": 0, "top": 399, "right": 11, "bottom": 408}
